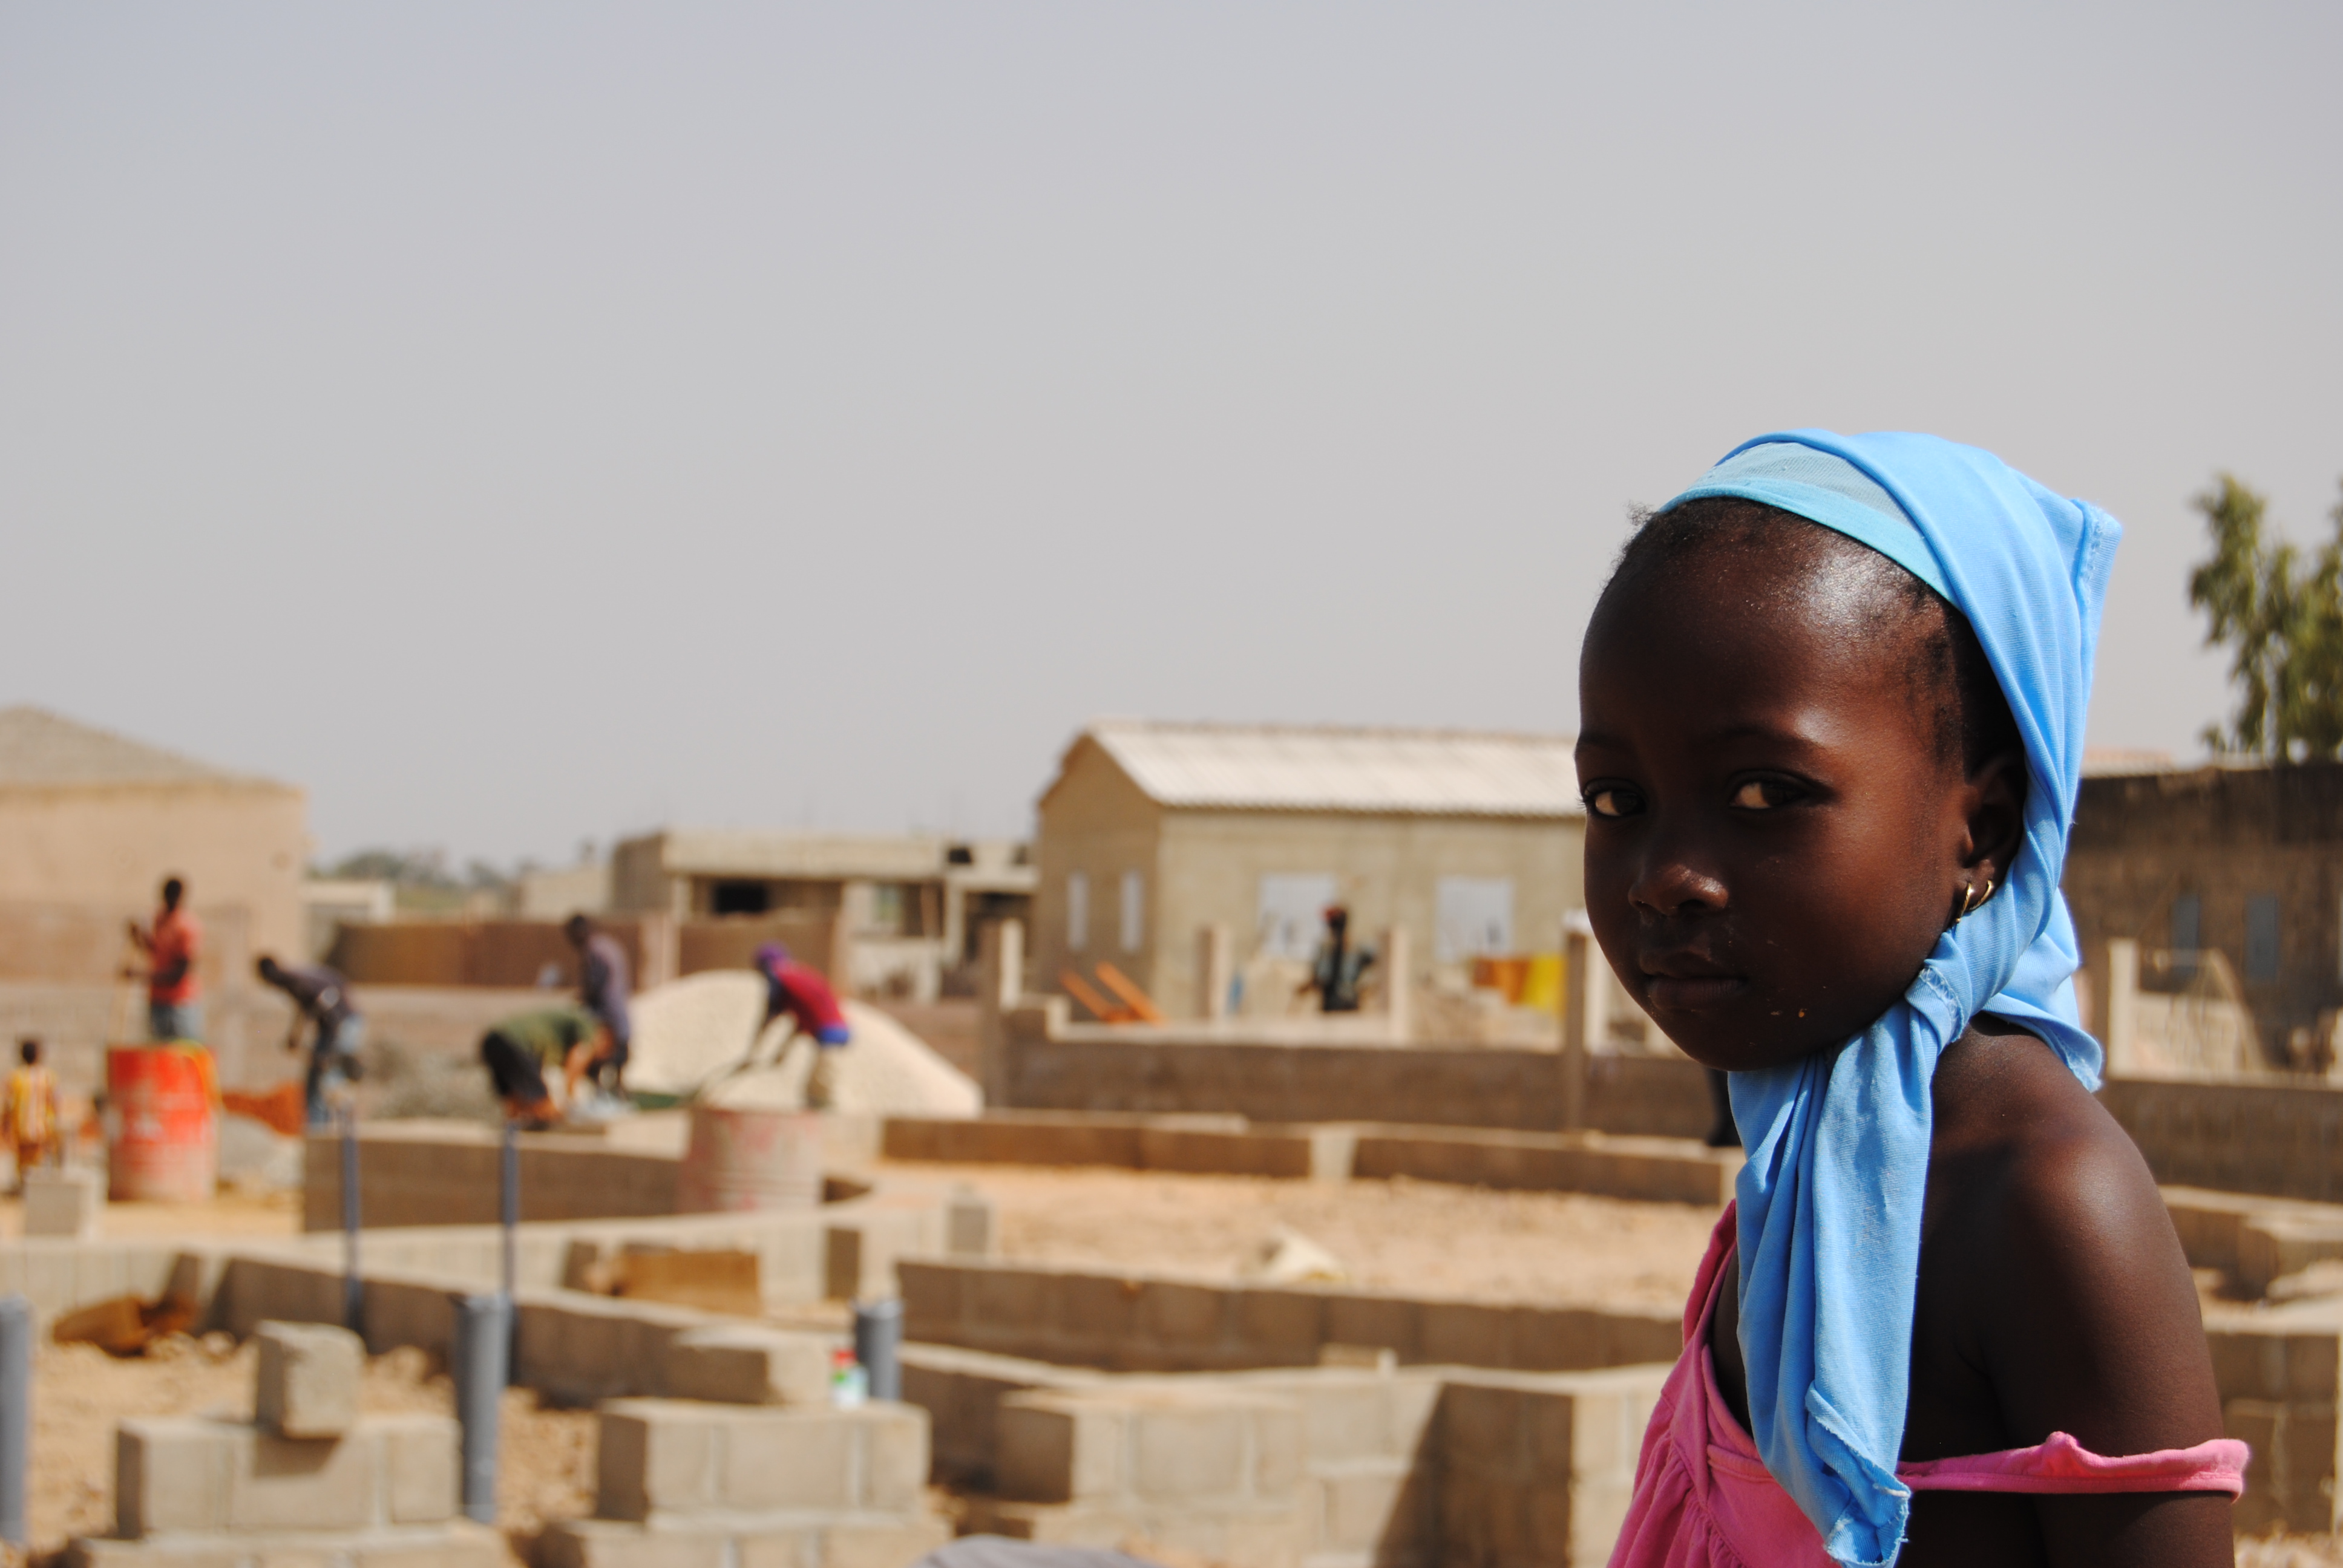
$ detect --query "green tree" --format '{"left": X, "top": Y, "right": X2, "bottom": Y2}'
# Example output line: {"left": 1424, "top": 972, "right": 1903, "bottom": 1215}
{"left": 2191, "top": 474, "right": 2343, "bottom": 759}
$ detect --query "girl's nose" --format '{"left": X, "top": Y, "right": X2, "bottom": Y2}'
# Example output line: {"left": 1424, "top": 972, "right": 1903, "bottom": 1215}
{"left": 1628, "top": 852, "right": 1729, "bottom": 917}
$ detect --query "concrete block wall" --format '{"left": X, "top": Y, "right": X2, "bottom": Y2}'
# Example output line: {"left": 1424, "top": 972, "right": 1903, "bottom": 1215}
{"left": 899, "top": 1258, "right": 1682, "bottom": 1377}
{"left": 303, "top": 1125, "right": 681, "bottom": 1230}
{"left": 2103, "top": 1077, "right": 2343, "bottom": 1203}
{"left": 1432, "top": 1368, "right": 1660, "bottom": 1568}
{"left": 2208, "top": 1315, "right": 2343, "bottom": 1534}
{"left": 115, "top": 1413, "right": 458, "bottom": 1537}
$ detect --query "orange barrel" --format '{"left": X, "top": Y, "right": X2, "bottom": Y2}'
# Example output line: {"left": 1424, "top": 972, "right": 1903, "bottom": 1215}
{"left": 105, "top": 1045, "right": 218, "bottom": 1203}
{"left": 675, "top": 1104, "right": 822, "bottom": 1214}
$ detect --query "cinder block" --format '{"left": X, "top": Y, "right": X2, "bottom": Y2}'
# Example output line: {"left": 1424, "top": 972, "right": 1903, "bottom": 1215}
{"left": 1420, "top": 1302, "right": 1516, "bottom": 1370}
{"left": 597, "top": 1401, "right": 715, "bottom": 1520}
{"left": 663, "top": 1325, "right": 833, "bottom": 1406}
{"left": 23, "top": 1167, "right": 102, "bottom": 1239}
{"left": 998, "top": 1396, "right": 1124, "bottom": 1503}
{"left": 946, "top": 1187, "right": 995, "bottom": 1258}
{"left": 537, "top": 1520, "right": 731, "bottom": 1568}
{"left": 1236, "top": 1289, "right": 1324, "bottom": 1359}
{"left": 818, "top": 1515, "right": 955, "bottom": 1568}
{"left": 228, "top": 1428, "right": 379, "bottom": 1531}
{"left": 1320, "top": 1462, "right": 1424, "bottom": 1552}
{"left": 1141, "top": 1281, "right": 1227, "bottom": 1347}
{"left": 353, "top": 1521, "right": 509, "bottom": 1566}
{"left": 1325, "top": 1294, "right": 1418, "bottom": 1361}
{"left": 1251, "top": 1401, "right": 1303, "bottom": 1496}
{"left": 1131, "top": 1402, "right": 1249, "bottom": 1500}
{"left": 255, "top": 1321, "right": 364, "bottom": 1440}
{"left": 862, "top": 1403, "right": 931, "bottom": 1512}
{"left": 1440, "top": 1384, "right": 1527, "bottom": 1478}
{"left": 970, "top": 1266, "right": 1058, "bottom": 1334}
{"left": 716, "top": 1410, "right": 858, "bottom": 1512}
{"left": 116, "top": 1417, "right": 235, "bottom": 1535}
{"left": 1057, "top": 1273, "right": 1142, "bottom": 1345}
{"left": 379, "top": 1414, "right": 460, "bottom": 1524}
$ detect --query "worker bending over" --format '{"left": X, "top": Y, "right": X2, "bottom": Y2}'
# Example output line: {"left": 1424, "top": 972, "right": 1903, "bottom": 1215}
{"left": 257, "top": 956, "right": 365, "bottom": 1129}
{"left": 565, "top": 914, "right": 632, "bottom": 1094}
{"left": 4, "top": 1039, "right": 59, "bottom": 1188}
{"left": 478, "top": 1006, "right": 611, "bottom": 1129}
{"left": 753, "top": 944, "right": 851, "bottom": 1109}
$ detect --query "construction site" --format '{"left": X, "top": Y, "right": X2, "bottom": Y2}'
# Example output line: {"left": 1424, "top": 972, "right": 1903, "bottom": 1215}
{"left": 3, "top": 713, "right": 2343, "bottom": 1566}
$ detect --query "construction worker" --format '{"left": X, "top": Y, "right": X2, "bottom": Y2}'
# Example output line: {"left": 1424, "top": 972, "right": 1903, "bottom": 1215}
{"left": 753, "top": 944, "right": 851, "bottom": 1109}
{"left": 477, "top": 1005, "right": 611, "bottom": 1130}
{"left": 4, "top": 1039, "right": 61, "bottom": 1187}
{"left": 128, "top": 875, "right": 203, "bottom": 1042}
{"left": 1296, "top": 906, "right": 1375, "bottom": 1013}
{"left": 256, "top": 955, "right": 365, "bottom": 1129}
{"left": 564, "top": 914, "right": 632, "bottom": 1094}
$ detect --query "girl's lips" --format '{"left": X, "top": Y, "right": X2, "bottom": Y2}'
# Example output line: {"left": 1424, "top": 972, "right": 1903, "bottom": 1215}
{"left": 1642, "top": 973, "right": 1748, "bottom": 1010}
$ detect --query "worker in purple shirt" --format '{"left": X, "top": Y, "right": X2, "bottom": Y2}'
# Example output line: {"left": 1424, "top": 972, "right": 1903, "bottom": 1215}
{"left": 753, "top": 943, "right": 851, "bottom": 1109}
{"left": 565, "top": 915, "right": 632, "bottom": 1094}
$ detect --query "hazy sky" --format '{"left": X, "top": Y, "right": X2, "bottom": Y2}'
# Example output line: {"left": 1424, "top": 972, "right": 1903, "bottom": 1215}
{"left": 4, "top": 4, "right": 2338, "bottom": 866}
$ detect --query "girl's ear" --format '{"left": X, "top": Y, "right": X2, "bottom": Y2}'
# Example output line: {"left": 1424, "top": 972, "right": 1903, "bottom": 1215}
{"left": 1959, "top": 748, "right": 2028, "bottom": 901}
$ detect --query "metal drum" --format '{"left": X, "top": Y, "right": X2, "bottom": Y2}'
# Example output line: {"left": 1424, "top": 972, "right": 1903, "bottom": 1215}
{"left": 674, "top": 1103, "right": 823, "bottom": 1213}
{"left": 106, "top": 1044, "right": 218, "bottom": 1203}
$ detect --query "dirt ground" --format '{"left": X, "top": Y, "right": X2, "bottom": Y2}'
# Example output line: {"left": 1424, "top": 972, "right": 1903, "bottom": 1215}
{"left": 27, "top": 1336, "right": 592, "bottom": 1564}
{"left": 886, "top": 1161, "right": 1725, "bottom": 1309}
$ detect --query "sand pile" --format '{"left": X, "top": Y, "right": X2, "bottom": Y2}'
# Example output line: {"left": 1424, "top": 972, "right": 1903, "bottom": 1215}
{"left": 626, "top": 973, "right": 980, "bottom": 1116}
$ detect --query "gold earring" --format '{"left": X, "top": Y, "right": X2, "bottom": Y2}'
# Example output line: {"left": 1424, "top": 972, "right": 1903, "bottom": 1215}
{"left": 1960, "top": 878, "right": 1995, "bottom": 918}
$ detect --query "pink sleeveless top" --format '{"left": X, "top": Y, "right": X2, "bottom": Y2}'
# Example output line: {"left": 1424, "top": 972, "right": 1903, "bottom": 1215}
{"left": 1607, "top": 1205, "right": 2248, "bottom": 1567}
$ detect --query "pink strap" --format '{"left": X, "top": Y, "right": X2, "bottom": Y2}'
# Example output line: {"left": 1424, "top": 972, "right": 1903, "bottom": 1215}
{"left": 1898, "top": 1431, "right": 2249, "bottom": 1497}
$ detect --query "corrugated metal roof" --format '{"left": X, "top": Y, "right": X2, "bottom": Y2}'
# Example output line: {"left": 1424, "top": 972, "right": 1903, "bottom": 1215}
{"left": 1076, "top": 720, "right": 1584, "bottom": 818}
{"left": 0, "top": 705, "right": 283, "bottom": 790}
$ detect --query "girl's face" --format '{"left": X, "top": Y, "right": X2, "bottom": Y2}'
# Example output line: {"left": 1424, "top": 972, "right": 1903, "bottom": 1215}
{"left": 1575, "top": 539, "right": 2012, "bottom": 1072}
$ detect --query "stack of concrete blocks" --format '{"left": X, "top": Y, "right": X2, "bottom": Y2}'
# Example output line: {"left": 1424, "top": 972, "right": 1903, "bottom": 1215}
{"left": 23, "top": 1165, "right": 104, "bottom": 1239}
{"left": 2208, "top": 1314, "right": 2343, "bottom": 1534}
{"left": 67, "top": 1320, "right": 497, "bottom": 1567}
{"left": 963, "top": 1361, "right": 1663, "bottom": 1568}
{"left": 538, "top": 1325, "right": 952, "bottom": 1568}
{"left": 983, "top": 1382, "right": 1315, "bottom": 1565}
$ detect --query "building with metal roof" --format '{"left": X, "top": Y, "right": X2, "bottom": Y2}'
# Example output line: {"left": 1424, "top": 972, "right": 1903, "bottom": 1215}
{"left": 1034, "top": 720, "right": 1585, "bottom": 1026}
{"left": 0, "top": 705, "right": 307, "bottom": 999}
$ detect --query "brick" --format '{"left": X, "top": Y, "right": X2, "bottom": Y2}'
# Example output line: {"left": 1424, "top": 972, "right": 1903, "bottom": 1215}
{"left": 116, "top": 1418, "right": 234, "bottom": 1535}
{"left": 1057, "top": 1273, "right": 1143, "bottom": 1345}
{"left": 255, "top": 1321, "right": 364, "bottom": 1440}
{"left": 1236, "top": 1289, "right": 1324, "bottom": 1359}
{"left": 380, "top": 1414, "right": 460, "bottom": 1524}
{"left": 998, "top": 1396, "right": 1124, "bottom": 1503}
{"left": 1420, "top": 1302, "right": 1515, "bottom": 1369}
{"left": 353, "top": 1524, "right": 508, "bottom": 1567}
{"left": 1130, "top": 1402, "right": 1248, "bottom": 1500}
{"left": 718, "top": 1409, "right": 859, "bottom": 1511}
{"left": 22, "top": 1167, "right": 101, "bottom": 1239}
{"left": 1252, "top": 1402, "right": 1305, "bottom": 1497}
{"left": 1325, "top": 1294, "right": 1418, "bottom": 1361}
{"left": 1142, "top": 1281, "right": 1228, "bottom": 1347}
{"left": 1440, "top": 1384, "right": 1527, "bottom": 1478}
{"left": 664, "top": 1325, "right": 834, "bottom": 1406}
{"left": 1322, "top": 1463, "right": 1422, "bottom": 1551}
{"left": 946, "top": 1188, "right": 995, "bottom": 1257}
{"left": 597, "top": 1402, "right": 714, "bottom": 1520}
{"left": 229, "top": 1429, "right": 378, "bottom": 1531}
{"left": 970, "top": 1267, "right": 1057, "bottom": 1334}
{"left": 819, "top": 1516, "right": 955, "bottom": 1568}
{"left": 862, "top": 1403, "right": 931, "bottom": 1511}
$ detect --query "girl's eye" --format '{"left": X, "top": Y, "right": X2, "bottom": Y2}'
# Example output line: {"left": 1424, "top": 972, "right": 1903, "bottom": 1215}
{"left": 1585, "top": 787, "right": 1642, "bottom": 818}
{"left": 1731, "top": 779, "right": 1795, "bottom": 810}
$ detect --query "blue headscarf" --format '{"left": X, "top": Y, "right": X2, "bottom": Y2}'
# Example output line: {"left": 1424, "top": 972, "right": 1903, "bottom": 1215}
{"left": 1655, "top": 430, "right": 2117, "bottom": 1567}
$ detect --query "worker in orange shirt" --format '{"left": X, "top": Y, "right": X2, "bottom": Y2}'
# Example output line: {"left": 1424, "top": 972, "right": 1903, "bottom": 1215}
{"left": 5, "top": 1039, "right": 61, "bottom": 1188}
{"left": 129, "top": 875, "right": 203, "bottom": 1042}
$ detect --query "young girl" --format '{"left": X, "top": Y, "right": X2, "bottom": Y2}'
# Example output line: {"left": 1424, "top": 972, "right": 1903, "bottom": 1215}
{"left": 1582, "top": 433, "right": 2243, "bottom": 1568}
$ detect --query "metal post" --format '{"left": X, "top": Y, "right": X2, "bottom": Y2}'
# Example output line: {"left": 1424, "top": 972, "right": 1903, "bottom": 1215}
{"left": 0, "top": 1295, "right": 28, "bottom": 1547}
{"left": 452, "top": 1293, "right": 508, "bottom": 1525}
{"left": 500, "top": 1120, "right": 519, "bottom": 1302}
{"left": 340, "top": 1107, "right": 363, "bottom": 1334}
{"left": 854, "top": 1298, "right": 903, "bottom": 1402}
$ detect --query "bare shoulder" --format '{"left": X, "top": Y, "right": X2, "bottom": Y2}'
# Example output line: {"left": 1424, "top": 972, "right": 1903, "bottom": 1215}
{"left": 1931, "top": 1023, "right": 2220, "bottom": 1454}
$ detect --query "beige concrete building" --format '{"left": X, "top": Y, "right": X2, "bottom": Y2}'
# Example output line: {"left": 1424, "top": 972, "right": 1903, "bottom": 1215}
{"left": 1034, "top": 720, "right": 1585, "bottom": 1021}
{"left": 608, "top": 829, "right": 1035, "bottom": 999}
{"left": 0, "top": 705, "right": 308, "bottom": 988}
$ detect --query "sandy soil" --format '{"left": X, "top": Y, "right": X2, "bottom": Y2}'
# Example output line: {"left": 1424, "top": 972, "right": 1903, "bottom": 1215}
{"left": 27, "top": 1337, "right": 593, "bottom": 1564}
{"left": 883, "top": 1161, "right": 1725, "bottom": 1310}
